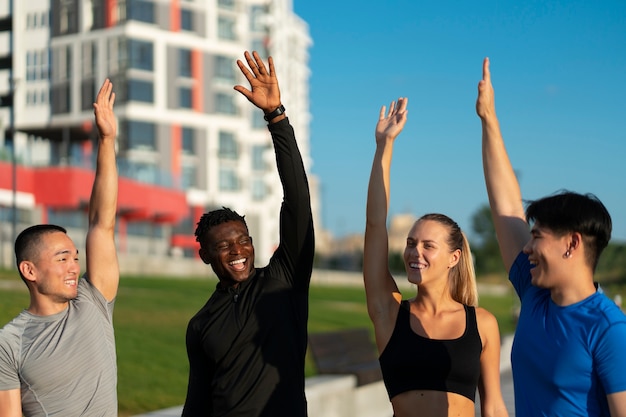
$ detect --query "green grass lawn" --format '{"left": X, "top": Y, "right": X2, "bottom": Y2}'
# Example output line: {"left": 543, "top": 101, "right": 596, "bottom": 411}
{"left": 0, "top": 270, "right": 517, "bottom": 416}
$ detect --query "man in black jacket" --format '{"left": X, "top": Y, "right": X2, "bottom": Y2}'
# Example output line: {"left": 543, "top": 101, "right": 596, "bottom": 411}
{"left": 182, "top": 51, "right": 315, "bottom": 417}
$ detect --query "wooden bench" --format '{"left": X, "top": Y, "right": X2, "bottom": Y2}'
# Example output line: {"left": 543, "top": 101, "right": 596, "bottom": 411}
{"left": 308, "top": 327, "right": 383, "bottom": 386}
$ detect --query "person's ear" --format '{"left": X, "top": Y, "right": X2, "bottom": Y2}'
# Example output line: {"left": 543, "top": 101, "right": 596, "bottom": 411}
{"left": 19, "top": 261, "right": 37, "bottom": 283}
{"left": 199, "top": 248, "right": 210, "bottom": 265}
{"left": 448, "top": 249, "right": 461, "bottom": 269}
{"left": 565, "top": 232, "right": 582, "bottom": 258}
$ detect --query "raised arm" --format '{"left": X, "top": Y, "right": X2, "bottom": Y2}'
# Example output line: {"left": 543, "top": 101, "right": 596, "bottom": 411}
{"left": 86, "top": 79, "right": 119, "bottom": 301}
{"left": 476, "top": 58, "right": 528, "bottom": 272}
{"left": 364, "top": 98, "right": 408, "bottom": 351}
{"left": 234, "top": 51, "right": 313, "bottom": 279}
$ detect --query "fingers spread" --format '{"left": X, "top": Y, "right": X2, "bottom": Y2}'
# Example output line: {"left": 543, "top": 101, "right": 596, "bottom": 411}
{"left": 267, "top": 56, "right": 275, "bottom": 77}
{"left": 252, "top": 51, "right": 267, "bottom": 74}
{"left": 233, "top": 85, "right": 252, "bottom": 101}
{"left": 397, "top": 97, "right": 408, "bottom": 113}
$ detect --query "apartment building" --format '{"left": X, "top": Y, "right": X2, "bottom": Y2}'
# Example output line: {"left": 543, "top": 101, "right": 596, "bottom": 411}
{"left": 0, "top": 0, "right": 317, "bottom": 268}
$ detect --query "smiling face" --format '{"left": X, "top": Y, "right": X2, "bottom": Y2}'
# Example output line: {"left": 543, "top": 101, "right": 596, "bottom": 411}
{"left": 22, "top": 231, "right": 81, "bottom": 310}
{"left": 403, "top": 219, "right": 460, "bottom": 286}
{"left": 199, "top": 220, "right": 255, "bottom": 287}
{"left": 523, "top": 222, "right": 571, "bottom": 289}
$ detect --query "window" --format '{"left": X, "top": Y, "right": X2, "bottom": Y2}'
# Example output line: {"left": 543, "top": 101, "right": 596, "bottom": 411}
{"left": 128, "top": 39, "right": 153, "bottom": 71}
{"left": 127, "top": 221, "right": 163, "bottom": 238}
{"left": 250, "top": 5, "right": 266, "bottom": 32}
{"left": 179, "top": 49, "right": 192, "bottom": 77}
{"left": 26, "top": 52, "right": 34, "bottom": 81}
{"left": 116, "top": 0, "right": 128, "bottom": 21}
{"left": 250, "top": 39, "right": 268, "bottom": 59}
{"left": 251, "top": 177, "right": 266, "bottom": 200}
{"left": 252, "top": 111, "right": 265, "bottom": 129}
{"left": 82, "top": 42, "right": 97, "bottom": 77}
{"left": 181, "top": 128, "right": 194, "bottom": 154}
{"left": 26, "top": 49, "right": 48, "bottom": 81}
{"left": 81, "top": 79, "right": 96, "bottom": 110}
{"left": 119, "top": 160, "right": 160, "bottom": 185}
{"left": 40, "top": 50, "right": 50, "bottom": 80}
{"left": 128, "top": 79, "right": 154, "bottom": 102}
{"left": 181, "top": 8, "right": 193, "bottom": 31}
{"left": 48, "top": 209, "right": 84, "bottom": 229}
{"left": 215, "top": 92, "right": 237, "bottom": 115}
{"left": 215, "top": 55, "right": 235, "bottom": 82}
{"left": 251, "top": 145, "right": 267, "bottom": 170}
{"left": 128, "top": 0, "right": 155, "bottom": 24}
{"left": 181, "top": 164, "right": 197, "bottom": 189}
{"left": 125, "top": 120, "right": 156, "bottom": 150}
{"left": 108, "top": 37, "right": 126, "bottom": 73}
{"left": 218, "top": 16, "right": 237, "bottom": 40}
{"left": 219, "top": 168, "right": 239, "bottom": 191}
{"left": 58, "top": 0, "right": 78, "bottom": 34}
{"left": 179, "top": 87, "right": 192, "bottom": 108}
{"left": 51, "top": 83, "right": 70, "bottom": 114}
{"left": 218, "top": 131, "right": 238, "bottom": 159}
{"left": 52, "top": 45, "right": 72, "bottom": 81}
{"left": 91, "top": 0, "right": 105, "bottom": 29}
{"left": 218, "top": 0, "right": 235, "bottom": 10}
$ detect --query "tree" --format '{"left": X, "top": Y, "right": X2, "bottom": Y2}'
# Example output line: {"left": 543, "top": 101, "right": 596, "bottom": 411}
{"left": 470, "top": 204, "right": 506, "bottom": 276}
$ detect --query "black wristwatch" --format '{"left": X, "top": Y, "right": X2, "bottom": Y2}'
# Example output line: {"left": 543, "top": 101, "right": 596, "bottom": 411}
{"left": 264, "top": 104, "right": 285, "bottom": 121}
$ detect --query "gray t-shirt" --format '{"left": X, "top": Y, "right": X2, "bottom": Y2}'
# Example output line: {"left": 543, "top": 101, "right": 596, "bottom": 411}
{"left": 0, "top": 277, "right": 117, "bottom": 416}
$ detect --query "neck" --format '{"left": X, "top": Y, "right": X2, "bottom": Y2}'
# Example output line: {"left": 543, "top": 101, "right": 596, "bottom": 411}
{"left": 550, "top": 279, "right": 597, "bottom": 306}
{"left": 28, "top": 296, "right": 70, "bottom": 316}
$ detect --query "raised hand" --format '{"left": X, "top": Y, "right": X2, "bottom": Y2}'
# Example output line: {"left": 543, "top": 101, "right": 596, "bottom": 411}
{"left": 375, "top": 97, "right": 408, "bottom": 144}
{"left": 476, "top": 57, "right": 496, "bottom": 121}
{"left": 234, "top": 51, "right": 281, "bottom": 113}
{"left": 93, "top": 79, "right": 117, "bottom": 140}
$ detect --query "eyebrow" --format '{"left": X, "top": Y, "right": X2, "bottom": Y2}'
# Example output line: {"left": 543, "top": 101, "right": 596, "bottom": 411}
{"left": 407, "top": 237, "right": 438, "bottom": 244}
{"left": 54, "top": 249, "right": 79, "bottom": 256}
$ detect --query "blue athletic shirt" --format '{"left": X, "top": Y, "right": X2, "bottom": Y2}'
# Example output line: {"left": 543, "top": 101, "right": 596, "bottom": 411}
{"left": 509, "top": 251, "right": 626, "bottom": 417}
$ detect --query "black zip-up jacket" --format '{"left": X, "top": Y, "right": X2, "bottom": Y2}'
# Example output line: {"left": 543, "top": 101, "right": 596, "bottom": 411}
{"left": 183, "top": 118, "right": 315, "bottom": 417}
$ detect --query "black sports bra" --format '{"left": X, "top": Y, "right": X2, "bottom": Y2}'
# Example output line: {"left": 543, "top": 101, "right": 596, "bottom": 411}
{"left": 378, "top": 301, "right": 482, "bottom": 402}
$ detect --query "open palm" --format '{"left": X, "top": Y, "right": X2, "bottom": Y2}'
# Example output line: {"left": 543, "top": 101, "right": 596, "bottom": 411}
{"left": 375, "top": 97, "right": 408, "bottom": 144}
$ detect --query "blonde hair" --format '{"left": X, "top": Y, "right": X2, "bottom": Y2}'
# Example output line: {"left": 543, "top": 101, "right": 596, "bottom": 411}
{"left": 418, "top": 214, "right": 478, "bottom": 306}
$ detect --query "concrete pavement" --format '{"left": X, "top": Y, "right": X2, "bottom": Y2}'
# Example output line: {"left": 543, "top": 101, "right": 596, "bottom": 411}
{"left": 132, "top": 335, "right": 516, "bottom": 417}
{"left": 132, "top": 372, "right": 515, "bottom": 417}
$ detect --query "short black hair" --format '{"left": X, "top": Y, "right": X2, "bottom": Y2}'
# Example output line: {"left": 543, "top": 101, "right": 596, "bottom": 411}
{"left": 526, "top": 190, "right": 611, "bottom": 270}
{"left": 195, "top": 207, "right": 247, "bottom": 247}
{"left": 15, "top": 224, "right": 68, "bottom": 269}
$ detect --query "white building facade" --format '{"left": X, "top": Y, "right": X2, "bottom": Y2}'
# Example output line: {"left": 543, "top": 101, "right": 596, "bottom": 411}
{"left": 0, "top": 0, "right": 317, "bottom": 266}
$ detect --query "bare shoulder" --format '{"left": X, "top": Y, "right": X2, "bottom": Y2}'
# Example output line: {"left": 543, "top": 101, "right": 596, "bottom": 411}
{"left": 475, "top": 307, "right": 501, "bottom": 340}
{"left": 475, "top": 306, "right": 498, "bottom": 323}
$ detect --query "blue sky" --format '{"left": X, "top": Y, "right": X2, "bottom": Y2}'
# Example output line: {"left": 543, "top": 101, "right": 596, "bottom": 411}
{"left": 293, "top": 0, "right": 626, "bottom": 243}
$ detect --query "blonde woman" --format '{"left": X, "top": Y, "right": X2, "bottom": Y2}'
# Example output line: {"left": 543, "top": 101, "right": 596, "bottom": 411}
{"left": 364, "top": 97, "right": 508, "bottom": 417}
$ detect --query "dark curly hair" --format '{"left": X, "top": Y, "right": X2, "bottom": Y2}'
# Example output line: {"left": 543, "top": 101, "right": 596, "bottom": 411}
{"left": 194, "top": 207, "right": 247, "bottom": 248}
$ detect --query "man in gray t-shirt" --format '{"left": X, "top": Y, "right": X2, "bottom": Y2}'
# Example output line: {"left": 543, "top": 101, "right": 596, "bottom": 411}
{"left": 0, "top": 79, "right": 120, "bottom": 416}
